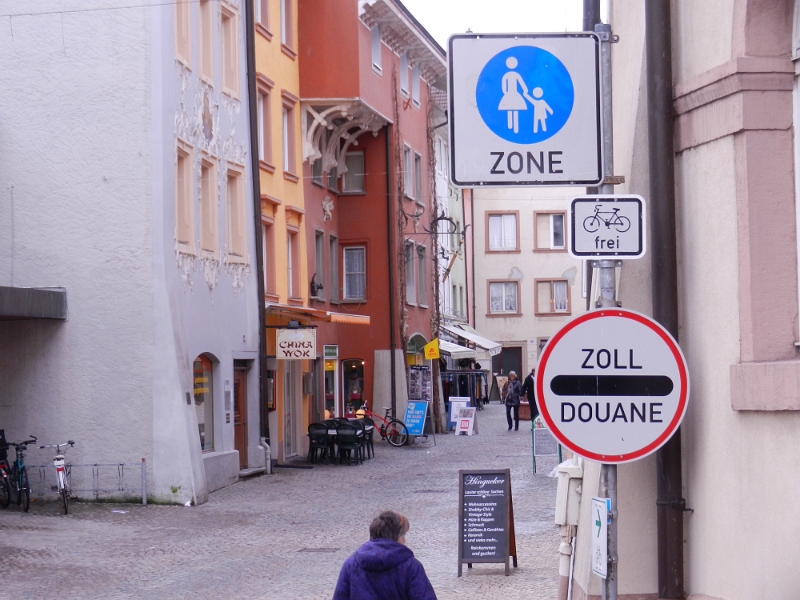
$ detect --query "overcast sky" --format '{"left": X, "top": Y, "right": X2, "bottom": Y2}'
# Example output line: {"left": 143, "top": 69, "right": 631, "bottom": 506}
{"left": 398, "top": 0, "right": 592, "bottom": 49}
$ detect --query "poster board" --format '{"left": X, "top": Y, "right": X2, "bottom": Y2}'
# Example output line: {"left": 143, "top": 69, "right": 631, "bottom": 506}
{"left": 533, "top": 428, "right": 559, "bottom": 457}
{"left": 458, "top": 469, "right": 517, "bottom": 576}
{"left": 448, "top": 397, "right": 470, "bottom": 431}
{"left": 456, "top": 407, "right": 477, "bottom": 435}
{"left": 408, "top": 365, "right": 432, "bottom": 402}
{"left": 403, "top": 401, "right": 428, "bottom": 436}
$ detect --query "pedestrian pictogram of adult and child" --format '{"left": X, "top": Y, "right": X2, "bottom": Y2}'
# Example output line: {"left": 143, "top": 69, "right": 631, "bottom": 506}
{"left": 476, "top": 45, "right": 574, "bottom": 145}
{"left": 499, "top": 56, "right": 553, "bottom": 134}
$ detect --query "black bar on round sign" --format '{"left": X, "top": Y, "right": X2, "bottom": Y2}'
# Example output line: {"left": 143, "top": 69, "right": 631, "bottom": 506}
{"left": 550, "top": 375, "right": 673, "bottom": 396}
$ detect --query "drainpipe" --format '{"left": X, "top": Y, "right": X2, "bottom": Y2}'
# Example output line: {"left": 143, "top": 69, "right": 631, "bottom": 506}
{"left": 244, "top": 0, "right": 271, "bottom": 448}
{"left": 645, "top": 2, "right": 684, "bottom": 598}
{"left": 583, "top": 0, "right": 601, "bottom": 312}
{"left": 385, "top": 124, "right": 398, "bottom": 414}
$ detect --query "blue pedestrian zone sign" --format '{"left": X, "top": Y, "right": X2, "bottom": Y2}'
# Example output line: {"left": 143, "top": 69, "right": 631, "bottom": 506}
{"left": 404, "top": 401, "right": 429, "bottom": 436}
{"left": 449, "top": 33, "right": 602, "bottom": 187}
{"left": 476, "top": 46, "right": 574, "bottom": 145}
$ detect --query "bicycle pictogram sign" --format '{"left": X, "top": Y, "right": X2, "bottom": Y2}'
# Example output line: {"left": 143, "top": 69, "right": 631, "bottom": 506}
{"left": 582, "top": 205, "right": 631, "bottom": 234}
{"left": 569, "top": 195, "right": 646, "bottom": 259}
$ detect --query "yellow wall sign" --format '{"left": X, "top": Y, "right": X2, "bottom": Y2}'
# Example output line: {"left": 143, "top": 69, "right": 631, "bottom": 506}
{"left": 423, "top": 339, "right": 440, "bottom": 360}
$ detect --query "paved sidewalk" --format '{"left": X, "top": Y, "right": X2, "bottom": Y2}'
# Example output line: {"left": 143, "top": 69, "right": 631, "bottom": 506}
{"left": 0, "top": 402, "right": 561, "bottom": 599}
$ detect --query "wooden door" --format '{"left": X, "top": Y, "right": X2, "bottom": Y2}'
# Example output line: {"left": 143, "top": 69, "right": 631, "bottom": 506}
{"left": 233, "top": 369, "right": 248, "bottom": 470}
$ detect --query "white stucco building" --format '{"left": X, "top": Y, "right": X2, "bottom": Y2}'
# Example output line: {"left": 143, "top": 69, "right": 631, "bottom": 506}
{"left": 472, "top": 186, "right": 590, "bottom": 377}
{"left": 0, "top": 0, "right": 262, "bottom": 505}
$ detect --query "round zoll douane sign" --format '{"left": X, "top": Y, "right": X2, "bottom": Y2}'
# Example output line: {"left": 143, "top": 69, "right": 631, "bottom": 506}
{"left": 536, "top": 309, "right": 689, "bottom": 463}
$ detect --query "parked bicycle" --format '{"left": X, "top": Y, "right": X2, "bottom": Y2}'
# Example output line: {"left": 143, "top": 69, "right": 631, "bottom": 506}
{"left": 7, "top": 436, "right": 37, "bottom": 512}
{"left": 582, "top": 205, "right": 631, "bottom": 233}
{"left": 40, "top": 440, "right": 74, "bottom": 514}
{"left": 358, "top": 402, "right": 409, "bottom": 447}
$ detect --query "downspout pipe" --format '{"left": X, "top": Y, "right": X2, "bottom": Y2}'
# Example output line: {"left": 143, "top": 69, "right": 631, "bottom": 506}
{"left": 244, "top": 0, "right": 270, "bottom": 446}
{"left": 645, "top": 1, "right": 684, "bottom": 598}
{"left": 385, "top": 125, "right": 398, "bottom": 415}
{"left": 583, "top": 0, "right": 601, "bottom": 311}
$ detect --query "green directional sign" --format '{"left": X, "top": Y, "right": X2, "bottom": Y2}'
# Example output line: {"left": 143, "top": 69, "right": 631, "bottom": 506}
{"left": 591, "top": 497, "right": 608, "bottom": 579}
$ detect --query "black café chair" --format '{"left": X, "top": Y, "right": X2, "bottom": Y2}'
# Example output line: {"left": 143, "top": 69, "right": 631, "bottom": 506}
{"left": 335, "top": 422, "right": 363, "bottom": 465}
{"left": 359, "top": 418, "right": 375, "bottom": 459}
{"left": 307, "top": 423, "right": 330, "bottom": 464}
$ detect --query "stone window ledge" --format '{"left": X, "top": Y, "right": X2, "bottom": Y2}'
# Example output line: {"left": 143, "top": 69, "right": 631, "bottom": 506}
{"left": 731, "top": 360, "right": 800, "bottom": 410}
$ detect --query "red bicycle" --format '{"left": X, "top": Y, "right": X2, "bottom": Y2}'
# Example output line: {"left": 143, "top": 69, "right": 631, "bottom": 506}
{"left": 358, "top": 402, "right": 409, "bottom": 447}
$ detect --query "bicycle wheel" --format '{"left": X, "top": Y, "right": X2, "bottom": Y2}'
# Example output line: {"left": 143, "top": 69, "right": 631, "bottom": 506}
{"left": 0, "top": 477, "right": 10, "bottom": 508}
{"left": 20, "top": 469, "right": 30, "bottom": 512}
{"left": 60, "top": 486, "right": 69, "bottom": 515}
{"left": 583, "top": 215, "right": 600, "bottom": 233}
{"left": 613, "top": 216, "right": 631, "bottom": 233}
{"left": 385, "top": 420, "right": 409, "bottom": 447}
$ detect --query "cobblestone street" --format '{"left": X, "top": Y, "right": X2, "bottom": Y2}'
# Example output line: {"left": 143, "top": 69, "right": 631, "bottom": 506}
{"left": 0, "top": 403, "right": 560, "bottom": 599}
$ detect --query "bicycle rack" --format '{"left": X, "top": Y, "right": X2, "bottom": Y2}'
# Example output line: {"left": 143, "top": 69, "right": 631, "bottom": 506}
{"left": 30, "top": 460, "right": 147, "bottom": 504}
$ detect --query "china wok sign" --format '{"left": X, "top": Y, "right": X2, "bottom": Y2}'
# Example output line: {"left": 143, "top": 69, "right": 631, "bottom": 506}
{"left": 276, "top": 328, "right": 316, "bottom": 359}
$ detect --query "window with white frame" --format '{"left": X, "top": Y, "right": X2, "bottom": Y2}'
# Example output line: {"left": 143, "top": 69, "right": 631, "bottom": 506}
{"left": 534, "top": 212, "right": 566, "bottom": 251}
{"left": 403, "top": 145, "right": 413, "bottom": 197}
{"left": 417, "top": 245, "right": 427, "bottom": 306}
{"left": 287, "top": 229, "right": 299, "bottom": 298}
{"left": 535, "top": 279, "right": 570, "bottom": 315}
{"left": 405, "top": 241, "right": 416, "bottom": 305}
{"left": 282, "top": 98, "right": 297, "bottom": 176}
{"left": 487, "top": 213, "right": 518, "bottom": 251}
{"left": 255, "top": 0, "right": 269, "bottom": 32}
{"left": 344, "top": 247, "right": 366, "bottom": 300}
{"left": 371, "top": 26, "right": 381, "bottom": 73}
{"left": 262, "top": 220, "right": 275, "bottom": 295}
{"left": 400, "top": 53, "right": 409, "bottom": 96}
{"left": 414, "top": 152, "right": 422, "bottom": 201}
{"left": 342, "top": 152, "right": 365, "bottom": 193}
{"left": 412, "top": 64, "right": 421, "bottom": 107}
{"left": 489, "top": 281, "right": 519, "bottom": 314}
{"left": 280, "top": 0, "right": 293, "bottom": 50}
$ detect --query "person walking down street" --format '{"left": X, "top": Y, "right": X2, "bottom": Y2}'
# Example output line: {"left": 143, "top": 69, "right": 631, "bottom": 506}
{"left": 333, "top": 510, "right": 437, "bottom": 600}
{"left": 504, "top": 371, "right": 522, "bottom": 431}
{"left": 521, "top": 367, "right": 539, "bottom": 419}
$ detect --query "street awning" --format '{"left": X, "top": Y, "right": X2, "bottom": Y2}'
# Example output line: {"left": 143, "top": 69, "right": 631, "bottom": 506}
{"left": 441, "top": 324, "right": 502, "bottom": 356}
{"left": 265, "top": 302, "right": 370, "bottom": 325}
{"left": 438, "top": 340, "right": 476, "bottom": 360}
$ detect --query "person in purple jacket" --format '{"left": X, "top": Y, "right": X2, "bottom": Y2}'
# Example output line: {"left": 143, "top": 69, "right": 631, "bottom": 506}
{"left": 333, "top": 510, "right": 437, "bottom": 600}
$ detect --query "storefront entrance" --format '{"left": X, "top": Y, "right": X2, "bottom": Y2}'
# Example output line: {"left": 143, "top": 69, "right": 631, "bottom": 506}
{"left": 342, "top": 359, "right": 364, "bottom": 414}
{"left": 283, "top": 360, "right": 298, "bottom": 458}
{"left": 233, "top": 367, "right": 248, "bottom": 470}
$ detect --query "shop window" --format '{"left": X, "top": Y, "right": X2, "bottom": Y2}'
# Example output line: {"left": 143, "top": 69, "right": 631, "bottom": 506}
{"left": 200, "top": 157, "right": 218, "bottom": 256}
{"left": 487, "top": 212, "right": 519, "bottom": 252}
{"left": 193, "top": 355, "right": 215, "bottom": 452}
{"left": 489, "top": 280, "right": 519, "bottom": 314}
{"left": 175, "top": 0, "right": 191, "bottom": 66}
{"left": 534, "top": 212, "right": 566, "bottom": 251}
{"left": 343, "top": 358, "right": 365, "bottom": 412}
{"left": 344, "top": 246, "right": 366, "bottom": 300}
{"left": 535, "top": 279, "right": 570, "bottom": 315}
{"left": 404, "top": 241, "right": 416, "bottom": 305}
{"left": 175, "top": 142, "right": 195, "bottom": 253}
{"left": 342, "top": 152, "right": 365, "bottom": 193}
{"left": 226, "top": 167, "right": 247, "bottom": 262}
{"left": 371, "top": 25, "right": 381, "bottom": 73}
{"left": 221, "top": 5, "right": 239, "bottom": 97}
{"left": 417, "top": 245, "right": 427, "bottom": 306}
{"left": 412, "top": 64, "right": 421, "bottom": 107}
{"left": 199, "top": 0, "right": 214, "bottom": 83}
{"left": 329, "top": 234, "right": 339, "bottom": 301}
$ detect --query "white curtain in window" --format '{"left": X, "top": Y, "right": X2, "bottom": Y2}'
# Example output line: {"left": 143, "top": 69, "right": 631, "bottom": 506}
{"left": 489, "top": 214, "right": 516, "bottom": 249}
{"left": 344, "top": 248, "right": 366, "bottom": 299}
{"left": 490, "top": 283, "right": 503, "bottom": 312}
{"left": 502, "top": 214, "right": 516, "bottom": 249}
{"left": 489, "top": 216, "right": 502, "bottom": 249}
{"left": 553, "top": 281, "right": 568, "bottom": 311}
{"left": 503, "top": 282, "right": 518, "bottom": 312}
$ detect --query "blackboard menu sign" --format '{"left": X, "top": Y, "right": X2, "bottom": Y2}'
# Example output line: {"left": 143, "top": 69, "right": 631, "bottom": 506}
{"left": 458, "top": 469, "right": 518, "bottom": 576}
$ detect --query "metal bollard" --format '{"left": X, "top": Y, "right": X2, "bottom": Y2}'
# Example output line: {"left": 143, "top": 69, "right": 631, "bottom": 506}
{"left": 141, "top": 458, "right": 147, "bottom": 505}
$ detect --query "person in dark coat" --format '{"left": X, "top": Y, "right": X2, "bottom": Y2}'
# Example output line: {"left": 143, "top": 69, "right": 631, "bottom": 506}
{"left": 333, "top": 510, "right": 437, "bottom": 600}
{"left": 520, "top": 367, "right": 539, "bottom": 419}
{"left": 504, "top": 371, "right": 522, "bottom": 431}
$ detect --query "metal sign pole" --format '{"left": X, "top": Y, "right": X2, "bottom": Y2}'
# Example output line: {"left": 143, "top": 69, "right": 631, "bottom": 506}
{"left": 595, "top": 23, "right": 618, "bottom": 600}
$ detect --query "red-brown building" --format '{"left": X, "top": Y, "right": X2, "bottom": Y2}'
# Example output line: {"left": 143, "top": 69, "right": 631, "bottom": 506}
{"left": 298, "top": 0, "right": 447, "bottom": 424}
